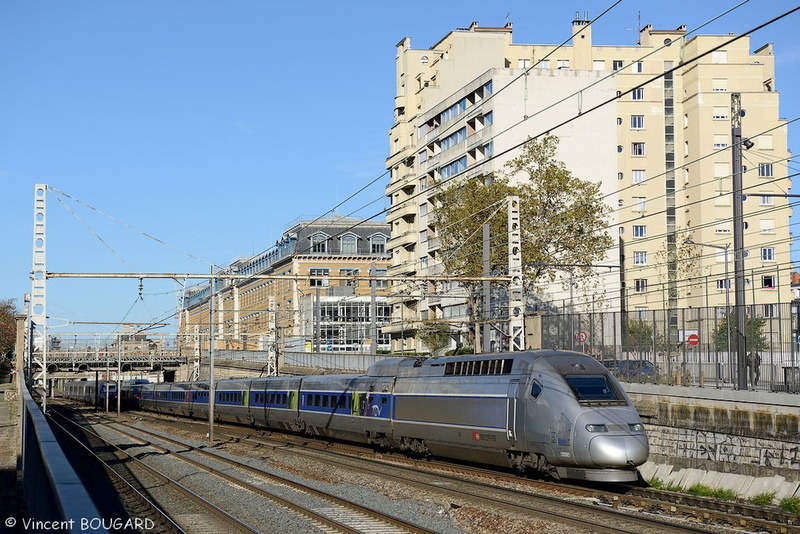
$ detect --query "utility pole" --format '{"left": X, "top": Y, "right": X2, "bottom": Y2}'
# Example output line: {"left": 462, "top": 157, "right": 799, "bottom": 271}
{"left": 508, "top": 196, "right": 524, "bottom": 351}
{"left": 482, "top": 224, "right": 491, "bottom": 353}
{"left": 208, "top": 273, "right": 216, "bottom": 443}
{"left": 731, "top": 92, "right": 748, "bottom": 390}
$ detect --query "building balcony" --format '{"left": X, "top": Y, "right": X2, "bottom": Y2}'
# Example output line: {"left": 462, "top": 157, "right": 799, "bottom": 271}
{"left": 426, "top": 237, "right": 441, "bottom": 252}
{"left": 387, "top": 230, "right": 416, "bottom": 247}
{"left": 387, "top": 202, "right": 417, "bottom": 220}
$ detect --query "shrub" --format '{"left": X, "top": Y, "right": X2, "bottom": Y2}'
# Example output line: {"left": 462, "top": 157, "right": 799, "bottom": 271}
{"left": 686, "top": 484, "right": 737, "bottom": 500}
{"left": 649, "top": 478, "right": 683, "bottom": 492}
{"left": 748, "top": 492, "right": 776, "bottom": 506}
{"left": 686, "top": 484, "right": 715, "bottom": 497}
{"left": 780, "top": 496, "right": 800, "bottom": 514}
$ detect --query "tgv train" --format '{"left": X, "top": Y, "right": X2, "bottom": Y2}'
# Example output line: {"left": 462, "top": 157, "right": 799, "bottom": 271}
{"left": 63, "top": 380, "right": 118, "bottom": 404}
{"left": 129, "top": 350, "right": 648, "bottom": 482}
{"left": 64, "top": 379, "right": 150, "bottom": 409}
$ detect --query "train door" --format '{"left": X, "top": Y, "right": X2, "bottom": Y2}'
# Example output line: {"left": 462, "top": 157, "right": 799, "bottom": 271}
{"left": 506, "top": 379, "right": 520, "bottom": 446}
{"left": 352, "top": 393, "right": 364, "bottom": 416}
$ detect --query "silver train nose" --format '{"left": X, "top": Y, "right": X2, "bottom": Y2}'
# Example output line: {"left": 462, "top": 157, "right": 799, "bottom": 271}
{"left": 588, "top": 434, "right": 649, "bottom": 466}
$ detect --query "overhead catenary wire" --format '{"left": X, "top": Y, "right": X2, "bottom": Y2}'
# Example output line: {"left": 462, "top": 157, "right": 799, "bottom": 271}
{"left": 42, "top": 3, "right": 800, "bottom": 332}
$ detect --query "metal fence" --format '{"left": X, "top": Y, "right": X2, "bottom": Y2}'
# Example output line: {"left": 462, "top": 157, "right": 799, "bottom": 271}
{"left": 540, "top": 302, "right": 800, "bottom": 393}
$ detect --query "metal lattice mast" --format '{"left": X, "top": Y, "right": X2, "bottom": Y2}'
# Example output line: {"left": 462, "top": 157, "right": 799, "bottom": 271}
{"left": 31, "top": 184, "right": 48, "bottom": 407}
{"left": 508, "top": 196, "right": 524, "bottom": 351}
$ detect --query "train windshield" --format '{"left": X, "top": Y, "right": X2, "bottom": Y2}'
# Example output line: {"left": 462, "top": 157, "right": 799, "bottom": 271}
{"left": 564, "top": 375, "right": 622, "bottom": 402}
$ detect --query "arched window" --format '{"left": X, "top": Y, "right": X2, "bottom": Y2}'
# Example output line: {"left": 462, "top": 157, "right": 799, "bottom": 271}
{"left": 310, "top": 232, "right": 329, "bottom": 253}
{"left": 370, "top": 234, "right": 387, "bottom": 254}
{"left": 341, "top": 234, "right": 357, "bottom": 254}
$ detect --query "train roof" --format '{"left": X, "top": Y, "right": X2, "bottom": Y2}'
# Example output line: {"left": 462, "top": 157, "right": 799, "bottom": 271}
{"left": 366, "top": 350, "right": 593, "bottom": 378}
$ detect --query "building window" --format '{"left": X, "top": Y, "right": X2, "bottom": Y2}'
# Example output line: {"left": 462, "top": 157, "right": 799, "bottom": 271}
{"left": 634, "top": 307, "right": 649, "bottom": 320}
{"left": 593, "top": 60, "right": 605, "bottom": 70}
{"left": 764, "top": 304, "right": 777, "bottom": 318}
{"left": 537, "top": 59, "right": 550, "bottom": 69}
{"left": 632, "top": 142, "right": 645, "bottom": 156}
{"left": 715, "top": 219, "right": 731, "bottom": 233}
{"left": 440, "top": 156, "right": 467, "bottom": 179}
{"left": 309, "top": 268, "right": 329, "bottom": 287}
{"left": 631, "top": 115, "right": 644, "bottom": 129}
{"left": 339, "top": 268, "right": 359, "bottom": 287}
{"left": 310, "top": 233, "right": 329, "bottom": 253}
{"left": 713, "top": 135, "right": 728, "bottom": 149}
{"left": 633, "top": 197, "right": 646, "bottom": 211}
{"left": 712, "top": 78, "right": 727, "bottom": 92}
{"left": 632, "top": 87, "right": 644, "bottom": 100}
{"left": 712, "top": 106, "right": 728, "bottom": 120}
{"left": 760, "top": 219, "right": 775, "bottom": 234}
{"left": 617, "top": 172, "right": 624, "bottom": 181}
{"left": 557, "top": 59, "right": 570, "bottom": 69}
{"left": 711, "top": 50, "right": 727, "bottom": 64}
{"left": 518, "top": 58, "right": 531, "bottom": 69}
{"left": 634, "top": 61, "right": 644, "bottom": 73}
{"left": 759, "top": 193, "right": 774, "bottom": 206}
{"left": 612, "top": 60, "right": 623, "bottom": 71}
{"left": 632, "top": 170, "right": 645, "bottom": 184}
{"left": 633, "top": 225, "right": 646, "bottom": 238}
{"left": 761, "top": 247, "right": 775, "bottom": 261}
{"left": 370, "top": 235, "right": 387, "bottom": 254}
{"left": 633, "top": 251, "right": 647, "bottom": 265}
{"left": 762, "top": 275, "right": 776, "bottom": 289}
{"left": 419, "top": 203, "right": 428, "bottom": 217}
{"left": 340, "top": 234, "right": 357, "bottom": 254}
{"left": 716, "top": 279, "right": 731, "bottom": 290}
{"left": 758, "top": 163, "right": 773, "bottom": 177}
{"left": 371, "top": 268, "right": 388, "bottom": 288}
{"left": 634, "top": 279, "right": 648, "bottom": 292}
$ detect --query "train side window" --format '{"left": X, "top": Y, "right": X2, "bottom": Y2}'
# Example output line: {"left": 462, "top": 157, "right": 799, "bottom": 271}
{"left": 530, "top": 380, "right": 543, "bottom": 399}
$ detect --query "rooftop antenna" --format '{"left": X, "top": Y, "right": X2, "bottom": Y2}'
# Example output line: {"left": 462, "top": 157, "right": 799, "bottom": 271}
{"left": 626, "top": 10, "right": 642, "bottom": 42}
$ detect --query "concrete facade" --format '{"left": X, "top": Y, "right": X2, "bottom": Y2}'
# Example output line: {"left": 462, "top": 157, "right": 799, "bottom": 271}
{"left": 179, "top": 217, "right": 392, "bottom": 356}
{"left": 385, "top": 17, "right": 792, "bottom": 353}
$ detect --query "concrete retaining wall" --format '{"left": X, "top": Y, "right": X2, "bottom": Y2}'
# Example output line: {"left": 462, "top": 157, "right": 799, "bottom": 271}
{"left": 626, "top": 384, "right": 800, "bottom": 481}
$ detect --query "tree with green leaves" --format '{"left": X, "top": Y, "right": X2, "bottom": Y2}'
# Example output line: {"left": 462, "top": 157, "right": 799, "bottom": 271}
{"left": 713, "top": 313, "right": 768, "bottom": 351}
{"left": 417, "top": 321, "right": 452, "bottom": 356}
{"left": 0, "top": 299, "right": 18, "bottom": 383}
{"left": 433, "top": 135, "right": 613, "bottom": 343}
{"left": 0, "top": 299, "right": 17, "bottom": 357}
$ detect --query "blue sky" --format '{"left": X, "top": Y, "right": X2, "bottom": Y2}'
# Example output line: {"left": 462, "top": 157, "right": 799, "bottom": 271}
{"left": 2, "top": 1, "right": 800, "bottom": 336}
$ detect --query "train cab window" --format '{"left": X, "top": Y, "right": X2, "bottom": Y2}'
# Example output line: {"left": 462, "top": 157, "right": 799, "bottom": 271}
{"left": 530, "top": 380, "right": 543, "bottom": 399}
{"left": 322, "top": 396, "right": 329, "bottom": 408}
{"left": 564, "top": 375, "right": 622, "bottom": 402}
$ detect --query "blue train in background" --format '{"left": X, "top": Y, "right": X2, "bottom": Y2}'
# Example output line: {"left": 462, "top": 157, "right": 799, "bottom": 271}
{"left": 66, "top": 350, "right": 649, "bottom": 482}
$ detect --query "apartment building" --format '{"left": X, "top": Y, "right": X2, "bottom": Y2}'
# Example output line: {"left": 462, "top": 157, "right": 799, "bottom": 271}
{"left": 178, "top": 216, "right": 392, "bottom": 356}
{"left": 384, "top": 17, "right": 792, "bottom": 353}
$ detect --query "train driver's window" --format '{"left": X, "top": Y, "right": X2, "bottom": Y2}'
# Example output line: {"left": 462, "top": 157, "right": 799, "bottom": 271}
{"left": 530, "top": 380, "right": 543, "bottom": 399}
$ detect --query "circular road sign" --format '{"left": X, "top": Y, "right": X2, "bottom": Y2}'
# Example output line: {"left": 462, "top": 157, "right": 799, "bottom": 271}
{"left": 576, "top": 331, "right": 589, "bottom": 344}
{"left": 687, "top": 333, "right": 700, "bottom": 346}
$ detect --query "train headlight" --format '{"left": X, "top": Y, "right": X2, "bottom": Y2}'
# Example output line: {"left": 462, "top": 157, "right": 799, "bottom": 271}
{"left": 585, "top": 424, "right": 608, "bottom": 432}
{"left": 628, "top": 423, "right": 645, "bottom": 432}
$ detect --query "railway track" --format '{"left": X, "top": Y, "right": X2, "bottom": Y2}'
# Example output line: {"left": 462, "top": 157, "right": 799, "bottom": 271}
{"left": 52, "top": 402, "right": 442, "bottom": 534}
{"left": 124, "top": 409, "right": 800, "bottom": 534}
{"left": 63, "top": 407, "right": 748, "bottom": 534}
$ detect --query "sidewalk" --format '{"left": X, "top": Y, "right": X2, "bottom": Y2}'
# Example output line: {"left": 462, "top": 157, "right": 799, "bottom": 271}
{"left": 0, "top": 382, "right": 21, "bottom": 530}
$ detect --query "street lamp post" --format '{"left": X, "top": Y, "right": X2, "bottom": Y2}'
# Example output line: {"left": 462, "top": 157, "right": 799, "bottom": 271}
{"left": 687, "top": 240, "right": 732, "bottom": 382}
